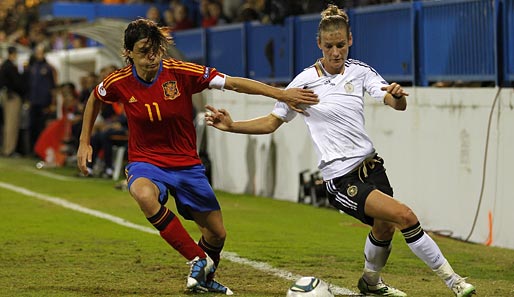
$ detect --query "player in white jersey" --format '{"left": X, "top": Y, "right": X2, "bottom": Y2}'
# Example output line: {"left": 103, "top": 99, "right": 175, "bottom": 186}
{"left": 205, "top": 4, "right": 476, "bottom": 297}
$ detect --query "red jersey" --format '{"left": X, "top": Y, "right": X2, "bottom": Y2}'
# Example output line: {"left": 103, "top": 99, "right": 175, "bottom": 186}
{"left": 94, "top": 58, "right": 221, "bottom": 168}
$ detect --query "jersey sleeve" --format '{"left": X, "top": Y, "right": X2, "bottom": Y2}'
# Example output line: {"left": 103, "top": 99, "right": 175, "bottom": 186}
{"left": 271, "top": 101, "right": 297, "bottom": 122}
{"left": 94, "top": 80, "right": 118, "bottom": 104}
{"left": 270, "top": 72, "right": 309, "bottom": 122}
{"left": 191, "top": 65, "right": 222, "bottom": 93}
{"left": 363, "top": 64, "right": 389, "bottom": 102}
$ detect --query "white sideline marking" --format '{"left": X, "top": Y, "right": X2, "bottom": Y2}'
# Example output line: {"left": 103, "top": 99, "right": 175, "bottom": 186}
{"left": 0, "top": 181, "right": 358, "bottom": 296}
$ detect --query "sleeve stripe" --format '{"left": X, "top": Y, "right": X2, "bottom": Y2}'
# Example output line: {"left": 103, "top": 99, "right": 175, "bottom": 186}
{"left": 164, "top": 65, "right": 204, "bottom": 75}
{"left": 104, "top": 66, "right": 131, "bottom": 86}
{"left": 105, "top": 71, "right": 132, "bottom": 89}
{"left": 163, "top": 59, "right": 204, "bottom": 72}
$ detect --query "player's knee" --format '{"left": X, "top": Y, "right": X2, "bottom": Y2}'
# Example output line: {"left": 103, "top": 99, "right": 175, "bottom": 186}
{"left": 130, "top": 184, "right": 160, "bottom": 215}
{"left": 373, "top": 222, "right": 395, "bottom": 240}
{"left": 396, "top": 206, "right": 418, "bottom": 229}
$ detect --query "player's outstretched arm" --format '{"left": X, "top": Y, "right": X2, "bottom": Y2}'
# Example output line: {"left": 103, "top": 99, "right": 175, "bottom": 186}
{"left": 223, "top": 76, "right": 318, "bottom": 113}
{"left": 205, "top": 104, "right": 283, "bottom": 134}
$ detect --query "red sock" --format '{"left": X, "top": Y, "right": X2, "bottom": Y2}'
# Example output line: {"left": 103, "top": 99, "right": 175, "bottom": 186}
{"left": 161, "top": 217, "right": 206, "bottom": 260}
{"left": 148, "top": 206, "right": 205, "bottom": 261}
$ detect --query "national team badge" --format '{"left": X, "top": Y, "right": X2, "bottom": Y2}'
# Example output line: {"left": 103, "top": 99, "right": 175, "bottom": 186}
{"left": 98, "top": 82, "right": 107, "bottom": 97}
{"left": 344, "top": 81, "right": 354, "bottom": 93}
{"left": 347, "top": 185, "right": 358, "bottom": 197}
{"left": 163, "top": 81, "right": 180, "bottom": 100}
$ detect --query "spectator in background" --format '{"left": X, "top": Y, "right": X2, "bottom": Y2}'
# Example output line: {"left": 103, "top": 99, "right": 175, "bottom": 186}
{"left": 27, "top": 22, "right": 50, "bottom": 50}
{"left": 88, "top": 102, "right": 127, "bottom": 178}
{"left": 222, "top": 0, "right": 241, "bottom": 22}
{"left": 146, "top": 5, "right": 164, "bottom": 26}
{"left": 27, "top": 44, "right": 57, "bottom": 154}
{"left": 201, "top": 0, "right": 229, "bottom": 28}
{"left": 172, "top": 3, "right": 195, "bottom": 31}
{"left": 68, "top": 72, "right": 97, "bottom": 157}
{"left": 236, "top": 0, "right": 264, "bottom": 23}
{"left": 59, "top": 81, "right": 84, "bottom": 160}
{"left": 0, "top": 30, "right": 6, "bottom": 43}
{"left": 168, "top": 0, "right": 183, "bottom": 12}
{"left": 263, "top": 0, "right": 304, "bottom": 24}
{"left": 0, "top": 46, "right": 25, "bottom": 157}
{"left": 50, "top": 31, "right": 66, "bottom": 51}
{"left": 79, "top": 72, "right": 98, "bottom": 104}
{"left": 33, "top": 82, "right": 79, "bottom": 167}
{"left": 162, "top": 9, "right": 175, "bottom": 28}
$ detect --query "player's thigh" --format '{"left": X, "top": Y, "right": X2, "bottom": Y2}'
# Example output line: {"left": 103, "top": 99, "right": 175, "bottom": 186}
{"left": 365, "top": 190, "right": 417, "bottom": 229}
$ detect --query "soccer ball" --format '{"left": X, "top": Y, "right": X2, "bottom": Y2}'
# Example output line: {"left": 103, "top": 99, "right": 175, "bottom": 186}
{"left": 286, "top": 276, "right": 334, "bottom": 297}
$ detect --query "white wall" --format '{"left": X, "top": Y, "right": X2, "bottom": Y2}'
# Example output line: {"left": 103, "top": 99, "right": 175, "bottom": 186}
{"left": 204, "top": 87, "right": 514, "bottom": 250}
{"left": 45, "top": 47, "right": 123, "bottom": 88}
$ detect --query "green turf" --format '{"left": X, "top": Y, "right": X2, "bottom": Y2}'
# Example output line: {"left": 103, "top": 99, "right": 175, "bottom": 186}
{"left": 1, "top": 157, "right": 513, "bottom": 296}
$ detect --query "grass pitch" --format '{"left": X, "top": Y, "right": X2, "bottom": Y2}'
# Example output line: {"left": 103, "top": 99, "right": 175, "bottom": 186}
{"left": 0, "top": 156, "right": 513, "bottom": 296}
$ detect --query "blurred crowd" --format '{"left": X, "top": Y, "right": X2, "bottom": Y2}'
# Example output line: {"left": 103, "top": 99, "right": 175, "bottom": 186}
{"left": 141, "top": 0, "right": 410, "bottom": 30}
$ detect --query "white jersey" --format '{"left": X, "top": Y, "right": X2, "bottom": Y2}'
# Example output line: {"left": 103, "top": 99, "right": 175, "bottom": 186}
{"left": 272, "top": 59, "right": 389, "bottom": 180}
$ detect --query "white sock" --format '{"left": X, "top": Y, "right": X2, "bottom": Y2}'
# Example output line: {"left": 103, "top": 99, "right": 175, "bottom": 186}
{"left": 402, "top": 223, "right": 458, "bottom": 288}
{"left": 406, "top": 232, "right": 446, "bottom": 270}
{"left": 433, "top": 259, "right": 462, "bottom": 288}
{"left": 363, "top": 232, "right": 392, "bottom": 285}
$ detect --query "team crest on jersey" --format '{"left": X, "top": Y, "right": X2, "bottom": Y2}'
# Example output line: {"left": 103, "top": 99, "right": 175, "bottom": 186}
{"left": 163, "top": 81, "right": 180, "bottom": 100}
{"left": 344, "top": 81, "right": 354, "bottom": 93}
{"left": 347, "top": 185, "right": 358, "bottom": 197}
{"left": 98, "top": 81, "right": 107, "bottom": 97}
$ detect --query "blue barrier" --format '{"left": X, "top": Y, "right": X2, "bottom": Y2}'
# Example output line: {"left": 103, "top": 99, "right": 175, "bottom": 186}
{"left": 294, "top": 14, "right": 321, "bottom": 75}
{"left": 39, "top": 0, "right": 513, "bottom": 86}
{"left": 206, "top": 24, "right": 246, "bottom": 77}
{"left": 172, "top": 28, "right": 206, "bottom": 65}
{"left": 39, "top": 3, "right": 167, "bottom": 22}
{"left": 246, "top": 20, "right": 294, "bottom": 83}
{"left": 418, "top": 0, "right": 496, "bottom": 85}
{"left": 350, "top": 3, "right": 414, "bottom": 83}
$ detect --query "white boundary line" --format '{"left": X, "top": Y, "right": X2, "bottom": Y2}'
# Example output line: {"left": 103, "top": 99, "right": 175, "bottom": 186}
{"left": 0, "top": 181, "right": 358, "bottom": 296}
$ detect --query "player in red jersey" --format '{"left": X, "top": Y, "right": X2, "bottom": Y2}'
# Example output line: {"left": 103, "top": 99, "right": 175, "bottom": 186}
{"left": 76, "top": 18, "right": 318, "bottom": 294}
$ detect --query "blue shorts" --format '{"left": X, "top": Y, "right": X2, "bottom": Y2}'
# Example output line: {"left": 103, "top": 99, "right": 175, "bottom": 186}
{"left": 126, "top": 162, "right": 220, "bottom": 220}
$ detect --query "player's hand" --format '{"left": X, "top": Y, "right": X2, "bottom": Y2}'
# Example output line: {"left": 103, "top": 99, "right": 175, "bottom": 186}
{"left": 205, "top": 104, "right": 233, "bottom": 131}
{"left": 279, "top": 88, "right": 318, "bottom": 113}
{"left": 381, "top": 82, "right": 409, "bottom": 98}
{"left": 76, "top": 142, "right": 93, "bottom": 175}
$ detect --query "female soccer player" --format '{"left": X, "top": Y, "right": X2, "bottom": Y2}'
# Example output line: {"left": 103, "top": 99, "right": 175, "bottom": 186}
{"left": 76, "top": 18, "right": 318, "bottom": 295}
{"left": 205, "top": 5, "right": 476, "bottom": 297}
